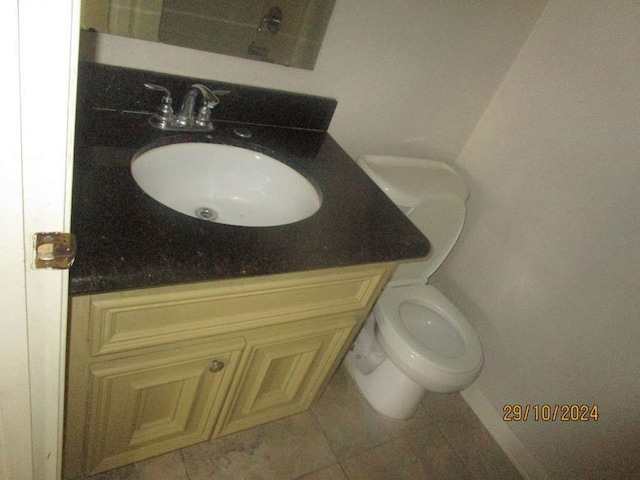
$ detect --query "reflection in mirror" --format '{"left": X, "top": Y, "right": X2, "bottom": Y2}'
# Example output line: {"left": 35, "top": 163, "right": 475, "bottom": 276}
{"left": 81, "top": 0, "right": 336, "bottom": 70}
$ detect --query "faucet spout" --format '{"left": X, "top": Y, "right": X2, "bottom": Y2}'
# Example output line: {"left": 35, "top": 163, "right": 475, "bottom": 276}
{"left": 176, "top": 84, "right": 228, "bottom": 128}
{"left": 144, "top": 82, "right": 229, "bottom": 131}
{"left": 176, "top": 86, "right": 204, "bottom": 126}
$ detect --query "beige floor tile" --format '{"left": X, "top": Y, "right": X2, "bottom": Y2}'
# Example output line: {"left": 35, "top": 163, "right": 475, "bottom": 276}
{"left": 421, "top": 390, "right": 473, "bottom": 420}
{"left": 181, "top": 411, "right": 336, "bottom": 480}
{"left": 378, "top": 401, "right": 435, "bottom": 439}
{"left": 405, "top": 423, "right": 473, "bottom": 480}
{"left": 295, "top": 464, "right": 348, "bottom": 480}
{"left": 310, "top": 367, "right": 390, "bottom": 460}
{"left": 340, "top": 438, "right": 428, "bottom": 480}
{"left": 438, "top": 409, "right": 522, "bottom": 480}
{"left": 86, "top": 451, "right": 188, "bottom": 480}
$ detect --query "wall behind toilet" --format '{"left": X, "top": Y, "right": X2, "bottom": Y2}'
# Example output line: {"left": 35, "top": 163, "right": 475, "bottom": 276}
{"left": 82, "top": 0, "right": 545, "bottom": 163}
{"left": 436, "top": 1, "right": 640, "bottom": 478}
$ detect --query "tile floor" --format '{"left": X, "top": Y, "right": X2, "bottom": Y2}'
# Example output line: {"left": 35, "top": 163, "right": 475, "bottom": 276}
{"left": 87, "top": 366, "right": 522, "bottom": 480}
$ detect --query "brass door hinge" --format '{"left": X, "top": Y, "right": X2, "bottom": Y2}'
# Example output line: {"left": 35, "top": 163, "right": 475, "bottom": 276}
{"left": 34, "top": 232, "right": 76, "bottom": 269}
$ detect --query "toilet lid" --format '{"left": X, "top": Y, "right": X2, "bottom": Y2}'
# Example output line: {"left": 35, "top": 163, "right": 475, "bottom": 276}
{"left": 356, "top": 155, "right": 469, "bottom": 286}
{"left": 390, "top": 195, "right": 466, "bottom": 286}
{"left": 376, "top": 284, "right": 483, "bottom": 374}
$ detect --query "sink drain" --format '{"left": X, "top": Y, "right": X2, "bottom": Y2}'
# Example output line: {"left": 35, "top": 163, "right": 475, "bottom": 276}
{"left": 195, "top": 207, "right": 217, "bottom": 221}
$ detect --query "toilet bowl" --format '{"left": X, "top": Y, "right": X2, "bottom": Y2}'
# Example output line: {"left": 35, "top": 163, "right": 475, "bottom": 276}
{"left": 345, "top": 155, "right": 483, "bottom": 419}
{"left": 375, "top": 285, "right": 483, "bottom": 393}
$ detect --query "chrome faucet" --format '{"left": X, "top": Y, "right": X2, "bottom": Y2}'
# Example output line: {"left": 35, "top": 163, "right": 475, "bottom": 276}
{"left": 144, "top": 83, "right": 229, "bottom": 131}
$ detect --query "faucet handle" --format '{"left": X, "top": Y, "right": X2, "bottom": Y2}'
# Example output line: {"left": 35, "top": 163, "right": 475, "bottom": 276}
{"left": 211, "top": 89, "right": 231, "bottom": 99}
{"left": 144, "top": 83, "right": 173, "bottom": 106}
{"left": 144, "top": 83, "right": 174, "bottom": 128}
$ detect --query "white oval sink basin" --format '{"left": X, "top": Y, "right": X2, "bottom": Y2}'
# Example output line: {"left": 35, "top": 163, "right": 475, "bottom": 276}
{"left": 131, "top": 143, "right": 321, "bottom": 227}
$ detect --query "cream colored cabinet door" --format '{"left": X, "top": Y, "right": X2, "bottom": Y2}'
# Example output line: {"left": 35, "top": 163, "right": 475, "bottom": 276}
{"left": 216, "top": 314, "right": 357, "bottom": 437}
{"left": 85, "top": 338, "right": 244, "bottom": 476}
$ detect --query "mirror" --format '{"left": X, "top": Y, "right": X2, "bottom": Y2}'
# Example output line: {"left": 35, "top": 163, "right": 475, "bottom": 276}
{"left": 81, "top": 0, "right": 336, "bottom": 70}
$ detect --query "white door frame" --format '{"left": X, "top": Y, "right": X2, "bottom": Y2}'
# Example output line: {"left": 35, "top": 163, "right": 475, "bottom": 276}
{"left": 1, "top": 0, "right": 34, "bottom": 477}
{"left": 1, "top": 1, "right": 79, "bottom": 479}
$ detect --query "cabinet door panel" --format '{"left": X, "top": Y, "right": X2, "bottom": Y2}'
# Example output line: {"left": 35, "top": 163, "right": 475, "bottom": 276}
{"left": 86, "top": 339, "right": 243, "bottom": 475}
{"left": 217, "top": 315, "right": 356, "bottom": 436}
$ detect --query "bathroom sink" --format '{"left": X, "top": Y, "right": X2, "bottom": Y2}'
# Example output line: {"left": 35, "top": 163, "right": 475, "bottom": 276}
{"left": 131, "top": 142, "right": 321, "bottom": 227}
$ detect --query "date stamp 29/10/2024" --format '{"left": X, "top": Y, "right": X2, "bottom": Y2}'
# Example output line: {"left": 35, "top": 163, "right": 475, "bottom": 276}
{"left": 503, "top": 404, "right": 599, "bottom": 422}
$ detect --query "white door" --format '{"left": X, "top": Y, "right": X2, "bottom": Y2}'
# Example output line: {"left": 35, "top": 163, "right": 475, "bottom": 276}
{"left": 1, "top": 1, "right": 34, "bottom": 478}
{"left": 1, "top": 1, "right": 79, "bottom": 479}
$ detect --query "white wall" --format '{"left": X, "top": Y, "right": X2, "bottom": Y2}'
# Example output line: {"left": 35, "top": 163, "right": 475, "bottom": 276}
{"left": 81, "top": 0, "right": 546, "bottom": 162}
{"left": 437, "top": 1, "right": 640, "bottom": 478}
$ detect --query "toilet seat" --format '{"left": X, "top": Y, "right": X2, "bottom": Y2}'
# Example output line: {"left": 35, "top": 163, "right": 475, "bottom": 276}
{"left": 374, "top": 284, "right": 483, "bottom": 391}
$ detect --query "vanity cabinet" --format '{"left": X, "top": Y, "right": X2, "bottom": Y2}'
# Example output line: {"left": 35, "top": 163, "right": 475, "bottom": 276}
{"left": 64, "top": 263, "right": 394, "bottom": 478}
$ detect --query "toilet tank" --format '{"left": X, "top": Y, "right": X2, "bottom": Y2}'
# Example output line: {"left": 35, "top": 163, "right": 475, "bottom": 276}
{"left": 357, "top": 155, "right": 468, "bottom": 286}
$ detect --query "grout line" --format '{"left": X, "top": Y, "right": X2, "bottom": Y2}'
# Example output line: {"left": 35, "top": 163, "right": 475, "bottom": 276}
{"left": 336, "top": 462, "right": 349, "bottom": 479}
{"left": 309, "top": 368, "right": 391, "bottom": 463}
{"left": 291, "top": 462, "right": 347, "bottom": 480}
{"left": 308, "top": 402, "right": 341, "bottom": 463}
{"left": 179, "top": 449, "right": 192, "bottom": 480}
{"left": 434, "top": 422, "right": 479, "bottom": 480}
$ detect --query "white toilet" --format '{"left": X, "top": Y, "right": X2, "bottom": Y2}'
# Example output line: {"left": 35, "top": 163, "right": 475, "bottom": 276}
{"left": 344, "top": 155, "right": 483, "bottom": 419}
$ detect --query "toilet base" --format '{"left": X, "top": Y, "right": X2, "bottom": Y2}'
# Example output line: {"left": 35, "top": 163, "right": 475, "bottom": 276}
{"left": 344, "top": 351, "right": 424, "bottom": 420}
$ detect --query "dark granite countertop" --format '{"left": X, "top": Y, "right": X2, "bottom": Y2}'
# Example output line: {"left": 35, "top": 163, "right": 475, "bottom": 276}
{"left": 69, "top": 65, "right": 430, "bottom": 296}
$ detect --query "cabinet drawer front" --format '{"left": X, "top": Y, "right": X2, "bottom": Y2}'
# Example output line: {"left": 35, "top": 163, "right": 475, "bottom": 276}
{"left": 86, "top": 338, "right": 244, "bottom": 475}
{"left": 89, "top": 265, "right": 391, "bottom": 356}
